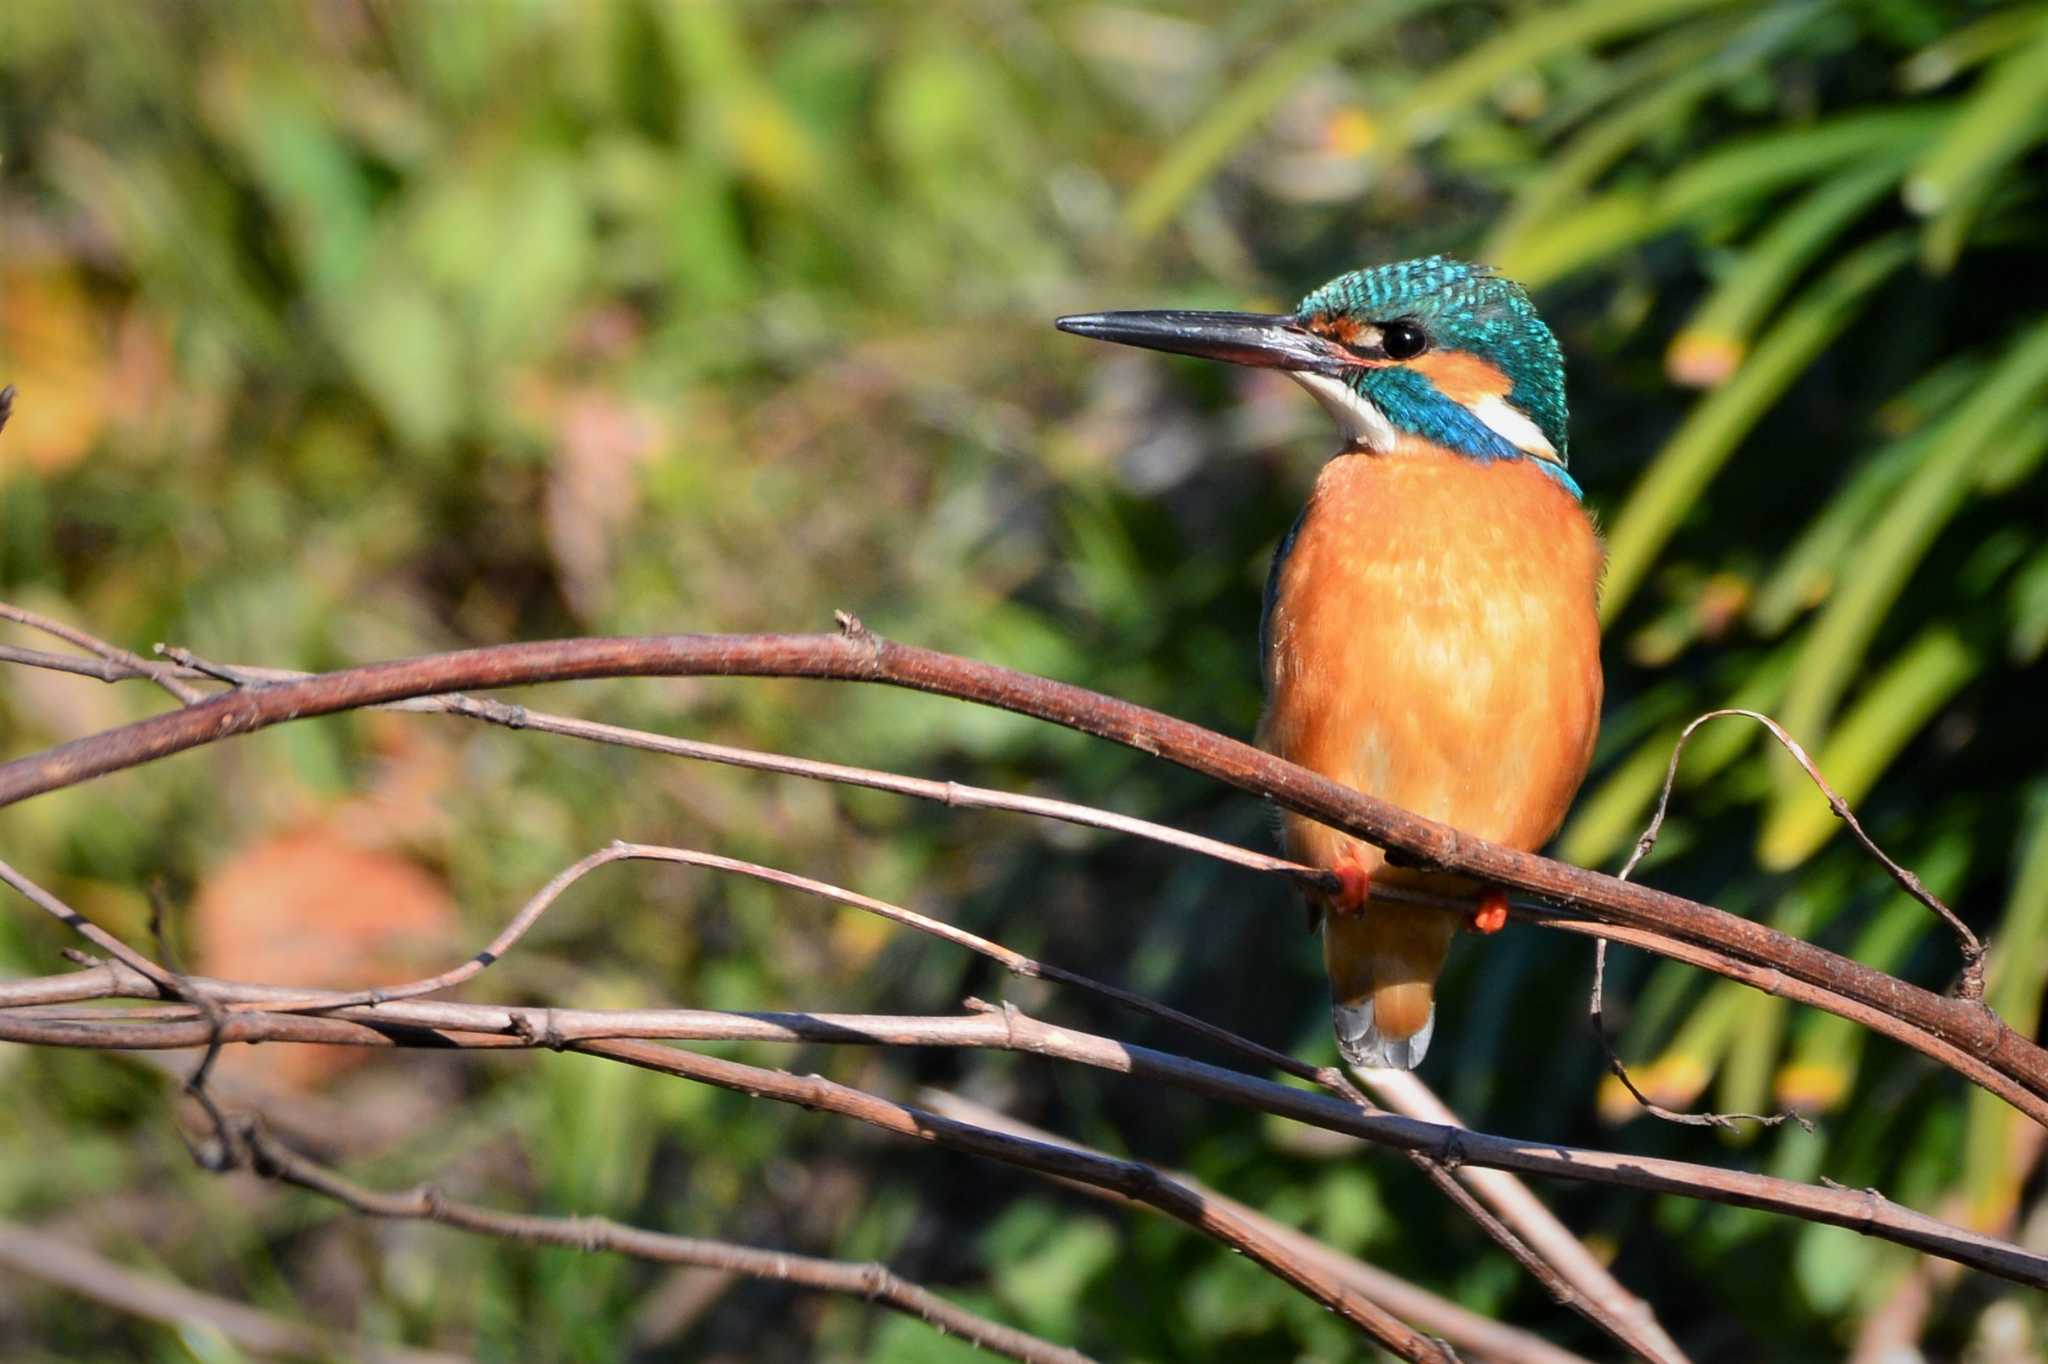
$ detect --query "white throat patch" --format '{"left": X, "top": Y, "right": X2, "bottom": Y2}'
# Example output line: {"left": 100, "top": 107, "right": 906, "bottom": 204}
{"left": 1467, "top": 392, "right": 1559, "bottom": 461}
{"left": 1285, "top": 371, "right": 1399, "bottom": 454}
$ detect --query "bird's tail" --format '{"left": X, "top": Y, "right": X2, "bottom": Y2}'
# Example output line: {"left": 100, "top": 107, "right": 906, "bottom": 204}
{"left": 1324, "top": 904, "right": 1458, "bottom": 1070}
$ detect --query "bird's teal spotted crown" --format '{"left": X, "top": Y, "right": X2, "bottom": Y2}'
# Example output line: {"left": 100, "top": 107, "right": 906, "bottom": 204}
{"left": 1056, "top": 256, "right": 1577, "bottom": 498}
{"left": 1298, "top": 257, "right": 1569, "bottom": 464}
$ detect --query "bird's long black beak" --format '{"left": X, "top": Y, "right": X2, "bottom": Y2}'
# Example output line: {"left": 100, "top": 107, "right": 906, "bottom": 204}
{"left": 1055, "top": 310, "right": 1351, "bottom": 377}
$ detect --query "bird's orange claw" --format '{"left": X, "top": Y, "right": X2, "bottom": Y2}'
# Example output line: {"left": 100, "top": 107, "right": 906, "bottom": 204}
{"left": 1330, "top": 861, "right": 1374, "bottom": 915}
{"left": 1468, "top": 888, "right": 1509, "bottom": 935}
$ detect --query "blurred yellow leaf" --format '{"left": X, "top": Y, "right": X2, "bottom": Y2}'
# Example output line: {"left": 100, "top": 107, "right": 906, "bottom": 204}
{"left": 0, "top": 266, "right": 110, "bottom": 479}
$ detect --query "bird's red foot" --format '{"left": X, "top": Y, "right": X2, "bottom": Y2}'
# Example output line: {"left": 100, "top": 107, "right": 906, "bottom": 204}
{"left": 1329, "top": 860, "right": 1374, "bottom": 916}
{"left": 1468, "top": 888, "right": 1509, "bottom": 935}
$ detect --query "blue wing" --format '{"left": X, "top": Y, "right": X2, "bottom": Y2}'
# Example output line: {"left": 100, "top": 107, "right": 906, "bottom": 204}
{"left": 1258, "top": 504, "right": 1308, "bottom": 695}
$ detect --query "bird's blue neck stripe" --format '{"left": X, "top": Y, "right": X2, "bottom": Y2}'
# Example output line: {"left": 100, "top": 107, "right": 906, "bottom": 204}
{"left": 1533, "top": 457, "right": 1584, "bottom": 500}
{"left": 1359, "top": 366, "right": 1582, "bottom": 501}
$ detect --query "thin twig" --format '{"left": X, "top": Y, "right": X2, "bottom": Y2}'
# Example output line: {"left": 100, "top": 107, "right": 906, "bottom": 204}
{"left": 252, "top": 838, "right": 1669, "bottom": 1354}
{"left": 0, "top": 601, "right": 203, "bottom": 704}
{"left": 575, "top": 1024, "right": 2048, "bottom": 1293}
{"left": 153, "top": 645, "right": 1330, "bottom": 888}
{"left": 147, "top": 878, "right": 239, "bottom": 1170}
{"left": 1397, "top": 1144, "right": 1673, "bottom": 1362}
{"left": 1625, "top": 708, "right": 1981, "bottom": 991}
{"left": 0, "top": 857, "right": 234, "bottom": 1167}
{"left": 0, "top": 776, "right": 1669, "bottom": 1357}
{"left": 0, "top": 859, "right": 1446, "bottom": 1356}
{"left": 576, "top": 1029, "right": 1460, "bottom": 1360}
{"left": 237, "top": 1121, "right": 1097, "bottom": 1364}
{"left": 0, "top": 855, "right": 183, "bottom": 993}
{"left": 242, "top": 839, "right": 1351, "bottom": 1097}
{"left": 1354, "top": 1069, "right": 1690, "bottom": 1363}
{"left": 920, "top": 1090, "right": 1594, "bottom": 1364}
{"left": 0, "top": 611, "right": 1817, "bottom": 1346}
{"left": 1, "top": 611, "right": 2036, "bottom": 1352}
{"left": 7, "top": 618, "right": 2014, "bottom": 1121}
{"left": 1586, "top": 706, "right": 1950, "bottom": 1131}
{"left": 0, "top": 642, "right": 156, "bottom": 683}
{"left": 0, "top": 812, "right": 1666, "bottom": 1360}
{"left": 4, "top": 834, "right": 2041, "bottom": 1294}
{"left": 0, "top": 628, "right": 2031, "bottom": 1120}
{"left": 1588, "top": 935, "right": 1812, "bottom": 1133}
{"left": 4, "top": 979, "right": 2043, "bottom": 1290}
{"left": 1534, "top": 910, "right": 2008, "bottom": 1107}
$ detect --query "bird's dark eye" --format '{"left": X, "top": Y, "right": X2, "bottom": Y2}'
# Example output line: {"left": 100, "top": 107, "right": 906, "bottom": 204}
{"left": 1381, "top": 320, "right": 1428, "bottom": 360}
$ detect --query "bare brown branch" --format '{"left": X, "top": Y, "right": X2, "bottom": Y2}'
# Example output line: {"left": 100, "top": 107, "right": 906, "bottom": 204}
{"left": 0, "top": 629, "right": 2031, "bottom": 1125}
{"left": 153, "top": 645, "right": 1326, "bottom": 889}
{"left": 0, "top": 854, "right": 183, "bottom": 994}
{"left": 4, "top": 972, "right": 2040, "bottom": 1292}
{"left": 237, "top": 1121, "right": 1097, "bottom": 1364}
{"left": 4, "top": 609, "right": 2040, "bottom": 1361}
{"left": 1353, "top": 1067, "right": 1689, "bottom": 1364}
{"left": 0, "top": 601, "right": 204, "bottom": 704}
{"left": 573, "top": 1028, "right": 1459, "bottom": 1360}
{"left": 920, "top": 1090, "right": 1595, "bottom": 1364}
{"left": 0, "top": 818, "right": 1669, "bottom": 1360}
{"left": 5, "top": 614, "right": 2013, "bottom": 1127}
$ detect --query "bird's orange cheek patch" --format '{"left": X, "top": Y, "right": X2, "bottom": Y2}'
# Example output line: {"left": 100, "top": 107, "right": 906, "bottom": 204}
{"left": 1409, "top": 350, "right": 1510, "bottom": 405}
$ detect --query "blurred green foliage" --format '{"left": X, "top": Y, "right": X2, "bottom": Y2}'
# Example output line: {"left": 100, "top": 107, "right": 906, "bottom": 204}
{"left": 3, "top": 2, "right": 2046, "bottom": 1360}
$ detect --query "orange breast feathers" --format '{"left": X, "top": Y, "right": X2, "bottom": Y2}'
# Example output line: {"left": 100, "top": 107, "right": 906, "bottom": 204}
{"left": 1257, "top": 444, "right": 1605, "bottom": 1046}
{"left": 1261, "top": 443, "right": 1604, "bottom": 871}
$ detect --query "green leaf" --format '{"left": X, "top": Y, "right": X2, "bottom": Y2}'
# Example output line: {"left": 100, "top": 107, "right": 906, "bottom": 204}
{"left": 988, "top": 1209, "right": 1118, "bottom": 1339}
{"left": 1955, "top": 788, "right": 2048, "bottom": 1229}
{"left": 2009, "top": 546, "right": 2048, "bottom": 663}
{"left": 1390, "top": 0, "right": 1741, "bottom": 154}
{"left": 1794, "top": 1223, "right": 1878, "bottom": 1313}
{"left": 1556, "top": 649, "right": 1794, "bottom": 869}
{"left": 1898, "top": 4, "right": 2048, "bottom": 92}
{"left": 1483, "top": 14, "right": 1756, "bottom": 266}
{"left": 1903, "top": 15, "right": 2048, "bottom": 218}
{"left": 1761, "top": 626, "right": 1977, "bottom": 869}
{"left": 1502, "top": 110, "right": 1943, "bottom": 286}
{"left": 1748, "top": 424, "right": 1941, "bottom": 636}
{"left": 1122, "top": 2, "right": 1443, "bottom": 241}
{"left": 1776, "top": 836, "right": 1971, "bottom": 1113}
{"left": 1667, "top": 160, "right": 1903, "bottom": 386}
{"left": 326, "top": 278, "right": 461, "bottom": 451}
{"left": 1771, "top": 314, "right": 2048, "bottom": 774}
{"left": 1600, "top": 237, "right": 1912, "bottom": 625}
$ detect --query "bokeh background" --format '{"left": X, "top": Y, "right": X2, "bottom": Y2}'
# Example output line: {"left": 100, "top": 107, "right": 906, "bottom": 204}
{"left": 4, "top": 2, "right": 2046, "bottom": 1360}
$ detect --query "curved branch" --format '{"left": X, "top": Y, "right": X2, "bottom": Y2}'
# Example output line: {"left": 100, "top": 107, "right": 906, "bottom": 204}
{"left": 1353, "top": 1068, "right": 1685, "bottom": 1361}
{"left": 150, "top": 646, "right": 1325, "bottom": 889}
{"left": 0, "top": 628, "right": 2036, "bottom": 1120}
{"left": 2, "top": 828, "right": 1674, "bottom": 1362}
{"left": 1623, "top": 707, "right": 1981, "bottom": 992}
{"left": 238, "top": 1122, "right": 1096, "bottom": 1364}
{"left": 919, "top": 1090, "right": 1596, "bottom": 1364}
{"left": 0, "top": 601, "right": 203, "bottom": 704}
{"left": 4, "top": 977, "right": 2041, "bottom": 1291}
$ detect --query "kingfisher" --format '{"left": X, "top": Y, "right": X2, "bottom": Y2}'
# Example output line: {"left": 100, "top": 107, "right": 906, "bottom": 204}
{"left": 1058, "top": 257, "right": 1603, "bottom": 1069}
